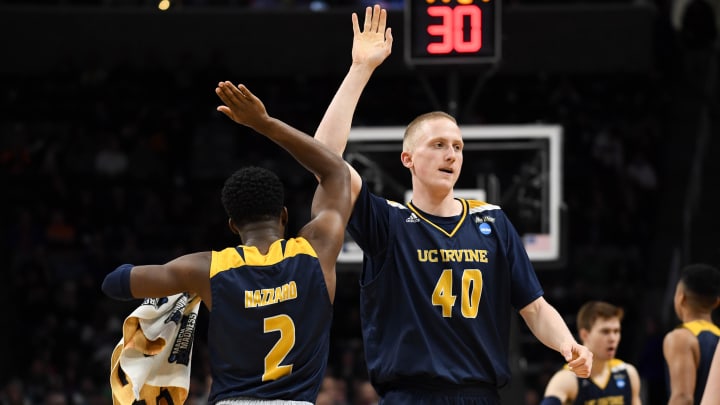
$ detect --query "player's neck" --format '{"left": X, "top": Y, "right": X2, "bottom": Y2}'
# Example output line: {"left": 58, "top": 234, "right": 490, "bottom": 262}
{"left": 680, "top": 310, "right": 715, "bottom": 324}
{"left": 410, "top": 190, "right": 461, "bottom": 217}
{"left": 237, "top": 221, "right": 284, "bottom": 254}
{"left": 590, "top": 358, "right": 611, "bottom": 381}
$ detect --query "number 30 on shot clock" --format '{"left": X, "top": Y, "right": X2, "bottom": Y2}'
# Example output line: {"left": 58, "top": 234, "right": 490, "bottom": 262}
{"left": 404, "top": 0, "right": 500, "bottom": 66}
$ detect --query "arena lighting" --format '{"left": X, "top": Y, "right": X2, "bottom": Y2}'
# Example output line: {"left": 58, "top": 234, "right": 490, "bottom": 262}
{"left": 158, "top": 0, "right": 171, "bottom": 11}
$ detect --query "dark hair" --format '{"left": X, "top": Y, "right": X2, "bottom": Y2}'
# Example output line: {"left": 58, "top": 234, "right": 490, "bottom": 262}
{"left": 576, "top": 301, "right": 624, "bottom": 332}
{"left": 679, "top": 263, "right": 720, "bottom": 309}
{"left": 221, "top": 166, "right": 284, "bottom": 227}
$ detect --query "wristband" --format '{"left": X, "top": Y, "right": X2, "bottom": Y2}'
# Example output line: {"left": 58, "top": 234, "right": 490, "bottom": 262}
{"left": 102, "top": 263, "right": 135, "bottom": 301}
{"left": 539, "top": 397, "right": 562, "bottom": 405}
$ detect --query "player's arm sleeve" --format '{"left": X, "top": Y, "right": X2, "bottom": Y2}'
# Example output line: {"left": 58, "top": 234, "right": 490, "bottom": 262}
{"left": 494, "top": 210, "right": 544, "bottom": 309}
{"left": 347, "top": 180, "right": 390, "bottom": 257}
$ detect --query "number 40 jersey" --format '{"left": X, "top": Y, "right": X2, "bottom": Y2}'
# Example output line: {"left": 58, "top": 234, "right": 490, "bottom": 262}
{"left": 349, "top": 182, "right": 544, "bottom": 395}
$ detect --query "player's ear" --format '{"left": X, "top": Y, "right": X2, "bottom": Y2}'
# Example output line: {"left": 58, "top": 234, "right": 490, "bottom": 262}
{"left": 400, "top": 151, "right": 413, "bottom": 168}
{"left": 280, "top": 207, "right": 289, "bottom": 227}
{"left": 228, "top": 218, "right": 239, "bottom": 235}
{"left": 578, "top": 328, "right": 589, "bottom": 343}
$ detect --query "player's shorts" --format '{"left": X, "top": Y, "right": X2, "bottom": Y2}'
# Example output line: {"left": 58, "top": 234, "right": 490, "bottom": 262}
{"left": 215, "top": 398, "right": 312, "bottom": 405}
{"left": 379, "top": 385, "right": 500, "bottom": 405}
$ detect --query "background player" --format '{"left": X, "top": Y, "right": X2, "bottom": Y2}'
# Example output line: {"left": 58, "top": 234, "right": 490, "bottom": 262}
{"left": 664, "top": 263, "right": 720, "bottom": 405}
{"left": 101, "top": 81, "right": 352, "bottom": 404}
{"left": 540, "top": 301, "right": 641, "bottom": 405}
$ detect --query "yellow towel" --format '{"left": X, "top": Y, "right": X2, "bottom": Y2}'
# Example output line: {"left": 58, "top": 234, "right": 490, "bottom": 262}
{"left": 110, "top": 292, "right": 202, "bottom": 405}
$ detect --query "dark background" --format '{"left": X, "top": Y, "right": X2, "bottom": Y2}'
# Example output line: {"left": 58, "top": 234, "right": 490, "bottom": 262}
{"left": 1, "top": 0, "right": 719, "bottom": 404}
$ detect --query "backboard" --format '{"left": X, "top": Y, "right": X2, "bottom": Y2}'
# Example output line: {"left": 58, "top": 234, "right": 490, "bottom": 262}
{"left": 338, "top": 124, "right": 563, "bottom": 266}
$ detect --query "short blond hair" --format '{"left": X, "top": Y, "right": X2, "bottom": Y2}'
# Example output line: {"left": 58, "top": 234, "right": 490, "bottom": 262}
{"left": 403, "top": 111, "right": 457, "bottom": 152}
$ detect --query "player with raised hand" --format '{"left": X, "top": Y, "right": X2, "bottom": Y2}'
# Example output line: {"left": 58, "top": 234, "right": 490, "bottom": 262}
{"left": 102, "top": 80, "right": 351, "bottom": 405}
{"left": 313, "top": 4, "right": 592, "bottom": 404}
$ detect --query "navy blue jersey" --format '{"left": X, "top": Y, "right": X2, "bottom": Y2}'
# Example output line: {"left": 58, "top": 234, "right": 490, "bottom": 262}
{"left": 664, "top": 320, "right": 720, "bottom": 404}
{"left": 206, "top": 238, "right": 332, "bottom": 404}
{"left": 348, "top": 182, "right": 544, "bottom": 395}
{"left": 573, "top": 359, "right": 633, "bottom": 404}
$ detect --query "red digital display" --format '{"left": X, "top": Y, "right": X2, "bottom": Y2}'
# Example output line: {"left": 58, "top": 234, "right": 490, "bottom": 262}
{"left": 405, "top": 0, "right": 500, "bottom": 65}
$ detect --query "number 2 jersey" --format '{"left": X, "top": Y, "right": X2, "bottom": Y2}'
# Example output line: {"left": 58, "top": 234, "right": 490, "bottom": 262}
{"left": 206, "top": 238, "right": 332, "bottom": 404}
{"left": 348, "top": 182, "right": 544, "bottom": 395}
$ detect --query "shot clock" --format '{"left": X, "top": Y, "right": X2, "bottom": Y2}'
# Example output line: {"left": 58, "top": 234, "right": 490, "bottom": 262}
{"left": 404, "top": 0, "right": 501, "bottom": 66}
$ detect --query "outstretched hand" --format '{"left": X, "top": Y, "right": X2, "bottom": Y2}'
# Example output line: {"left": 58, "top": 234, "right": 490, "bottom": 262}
{"left": 215, "top": 81, "right": 270, "bottom": 130}
{"left": 351, "top": 4, "right": 393, "bottom": 69}
{"left": 561, "top": 342, "right": 593, "bottom": 378}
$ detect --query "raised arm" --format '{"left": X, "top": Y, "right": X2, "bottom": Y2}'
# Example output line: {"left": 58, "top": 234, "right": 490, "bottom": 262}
{"left": 314, "top": 4, "right": 393, "bottom": 203}
{"left": 215, "top": 82, "right": 351, "bottom": 299}
{"left": 519, "top": 296, "right": 593, "bottom": 378}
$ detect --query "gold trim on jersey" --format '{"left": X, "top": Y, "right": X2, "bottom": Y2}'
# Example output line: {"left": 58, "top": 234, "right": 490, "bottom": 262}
{"left": 563, "top": 358, "right": 626, "bottom": 390}
{"left": 209, "top": 238, "right": 318, "bottom": 278}
{"left": 682, "top": 319, "right": 720, "bottom": 336}
{"left": 466, "top": 199, "right": 501, "bottom": 214}
{"left": 407, "top": 199, "right": 468, "bottom": 238}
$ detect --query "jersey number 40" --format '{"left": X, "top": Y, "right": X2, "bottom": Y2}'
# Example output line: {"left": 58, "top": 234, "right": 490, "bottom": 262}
{"left": 432, "top": 269, "right": 483, "bottom": 318}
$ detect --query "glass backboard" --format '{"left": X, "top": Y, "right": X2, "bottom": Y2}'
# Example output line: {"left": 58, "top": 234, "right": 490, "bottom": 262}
{"left": 339, "top": 124, "right": 563, "bottom": 265}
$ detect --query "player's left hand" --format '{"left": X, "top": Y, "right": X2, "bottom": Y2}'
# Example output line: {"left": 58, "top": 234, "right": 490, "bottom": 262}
{"left": 562, "top": 342, "right": 593, "bottom": 378}
{"left": 215, "top": 81, "right": 270, "bottom": 130}
{"left": 351, "top": 4, "right": 393, "bottom": 69}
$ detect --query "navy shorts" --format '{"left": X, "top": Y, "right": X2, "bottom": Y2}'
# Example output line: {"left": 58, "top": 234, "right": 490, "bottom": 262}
{"left": 379, "top": 386, "right": 500, "bottom": 405}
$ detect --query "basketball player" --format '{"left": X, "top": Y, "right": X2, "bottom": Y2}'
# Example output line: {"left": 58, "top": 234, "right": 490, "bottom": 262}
{"left": 540, "top": 301, "right": 641, "bottom": 405}
{"left": 102, "top": 81, "right": 352, "bottom": 404}
{"left": 311, "top": 5, "right": 593, "bottom": 404}
{"left": 664, "top": 263, "right": 720, "bottom": 405}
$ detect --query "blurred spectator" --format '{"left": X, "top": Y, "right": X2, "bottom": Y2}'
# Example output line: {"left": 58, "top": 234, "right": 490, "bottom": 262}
{"left": 93, "top": 137, "right": 127, "bottom": 177}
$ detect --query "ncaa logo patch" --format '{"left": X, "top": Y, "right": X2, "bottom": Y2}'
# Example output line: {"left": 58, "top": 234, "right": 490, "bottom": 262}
{"left": 479, "top": 222, "right": 492, "bottom": 235}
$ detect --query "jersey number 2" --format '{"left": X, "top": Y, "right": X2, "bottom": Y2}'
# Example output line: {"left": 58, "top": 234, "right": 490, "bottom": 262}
{"left": 432, "top": 269, "right": 482, "bottom": 318}
{"left": 262, "top": 314, "right": 296, "bottom": 381}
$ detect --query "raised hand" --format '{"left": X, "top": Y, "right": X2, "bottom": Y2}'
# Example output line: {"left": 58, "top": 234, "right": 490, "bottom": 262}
{"left": 351, "top": 4, "right": 393, "bottom": 69}
{"left": 215, "top": 81, "right": 270, "bottom": 130}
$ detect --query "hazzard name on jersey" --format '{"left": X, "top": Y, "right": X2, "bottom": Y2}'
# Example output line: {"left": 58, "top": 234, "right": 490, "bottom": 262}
{"left": 245, "top": 281, "right": 298, "bottom": 308}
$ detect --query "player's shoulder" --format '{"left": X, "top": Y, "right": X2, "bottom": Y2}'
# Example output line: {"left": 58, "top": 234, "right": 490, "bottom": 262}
{"left": 556, "top": 365, "right": 578, "bottom": 377}
{"left": 682, "top": 319, "right": 720, "bottom": 336}
{"left": 464, "top": 199, "right": 505, "bottom": 219}
{"left": 615, "top": 360, "right": 641, "bottom": 379}
{"left": 385, "top": 199, "right": 408, "bottom": 210}
{"left": 464, "top": 199, "right": 501, "bottom": 211}
{"left": 465, "top": 200, "right": 501, "bottom": 213}
{"left": 547, "top": 367, "right": 580, "bottom": 393}
{"left": 608, "top": 358, "right": 630, "bottom": 372}
{"left": 664, "top": 326, "right": 699, "bottom": 349}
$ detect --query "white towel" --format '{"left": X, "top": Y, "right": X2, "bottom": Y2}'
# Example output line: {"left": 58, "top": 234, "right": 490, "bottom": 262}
{"left": 110, "top": 292, "right": 202, "bottom": 405}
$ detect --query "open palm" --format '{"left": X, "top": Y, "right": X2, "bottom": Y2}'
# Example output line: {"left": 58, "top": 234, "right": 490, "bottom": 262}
{"left": 351, "top": 5, "right": 393, "bottom": 68}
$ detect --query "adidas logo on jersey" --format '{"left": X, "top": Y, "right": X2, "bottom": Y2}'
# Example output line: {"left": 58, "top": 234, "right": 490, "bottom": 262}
{"left": 406, "top": 213, "right": 420, "bottom": 223}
